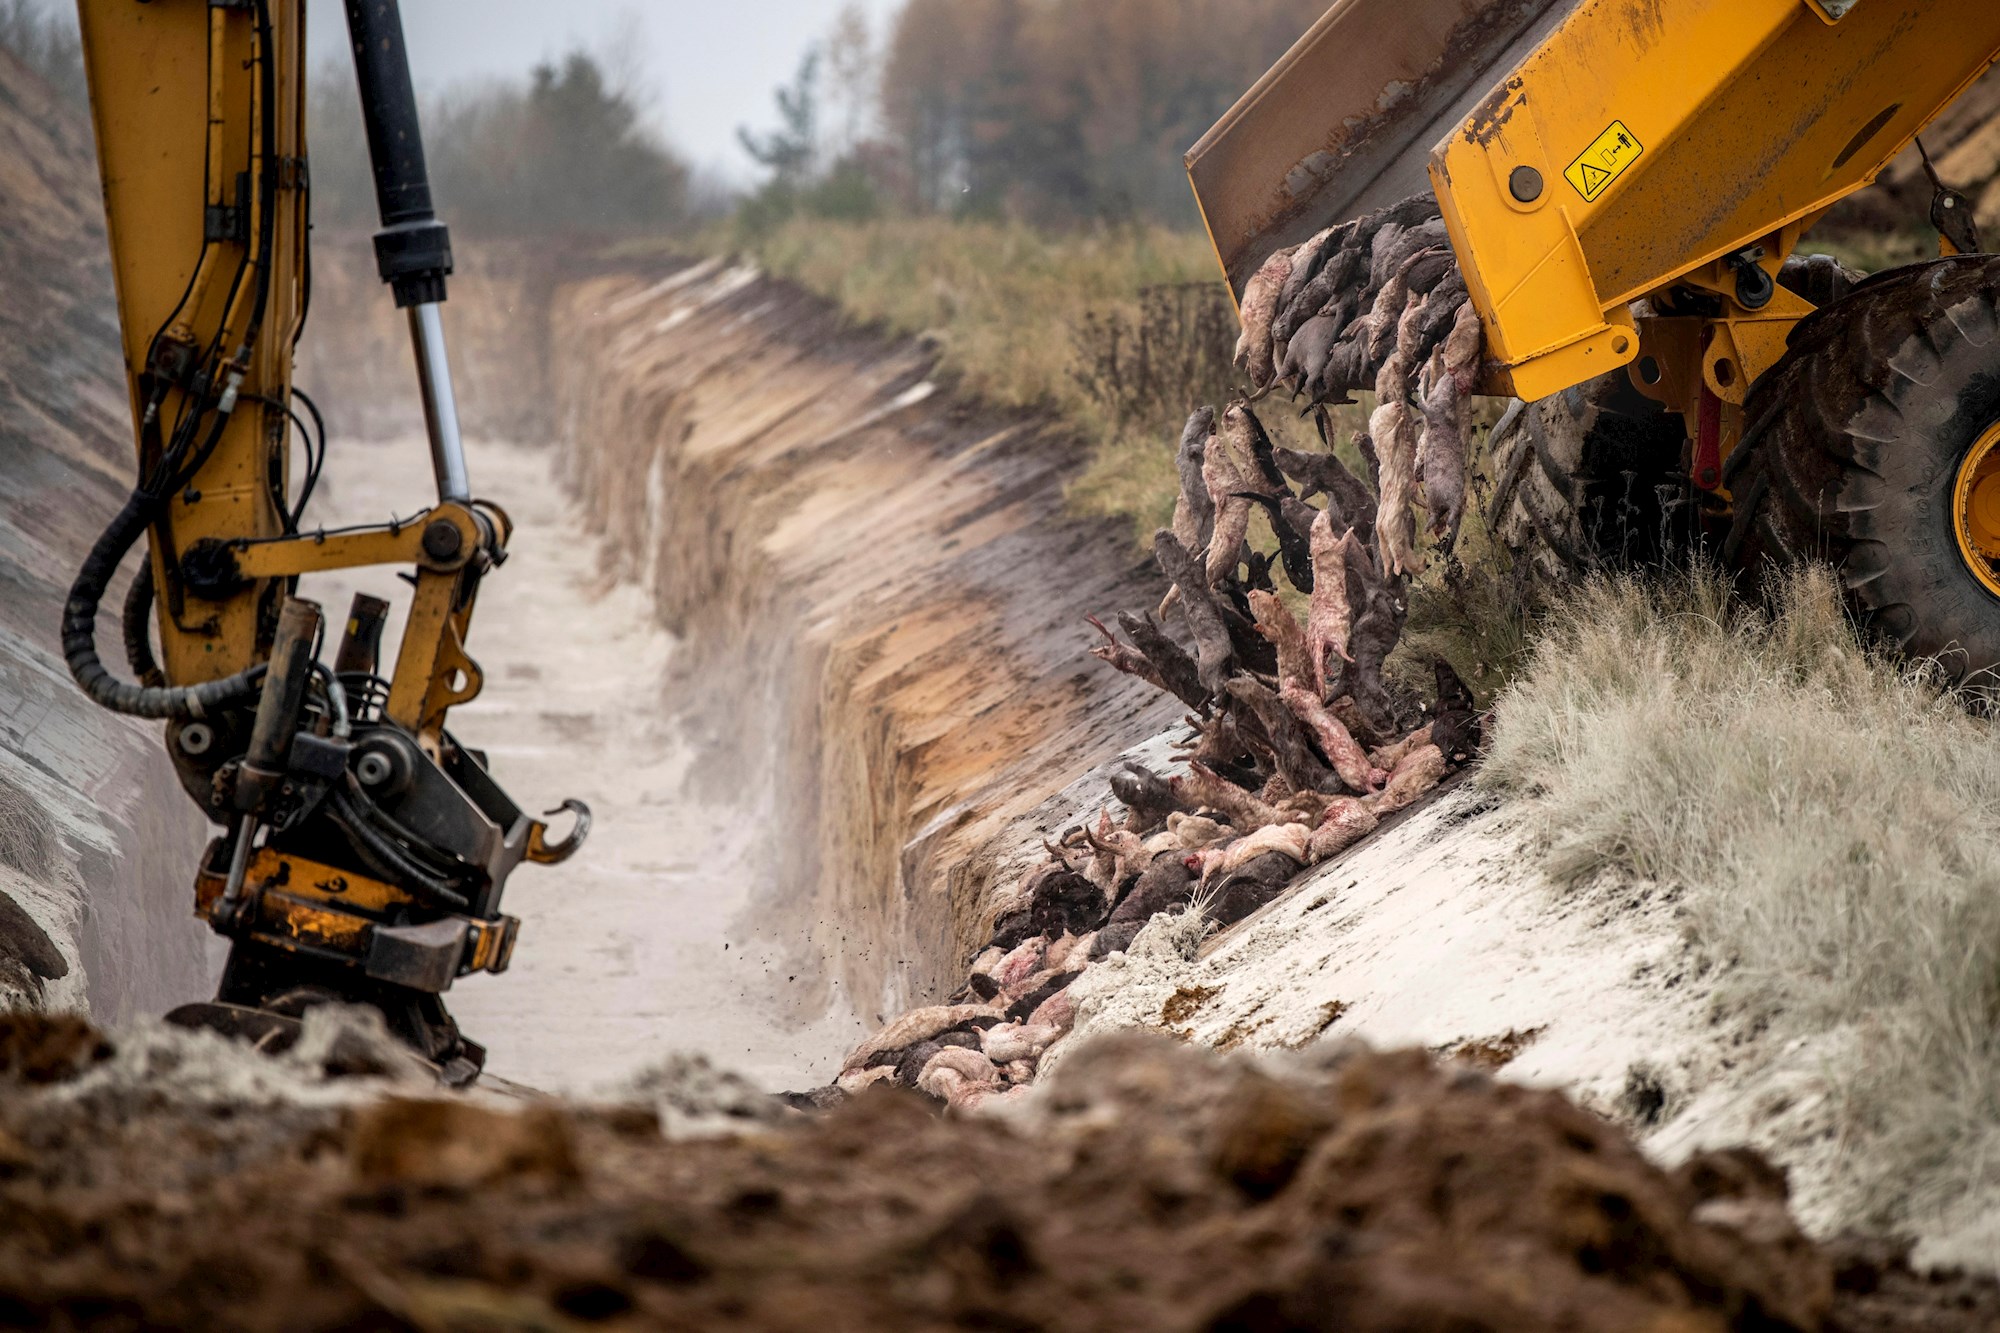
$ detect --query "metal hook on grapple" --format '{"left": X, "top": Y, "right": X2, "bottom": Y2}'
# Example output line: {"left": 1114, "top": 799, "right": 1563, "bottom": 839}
{"left": 526, "top": 798, "right": 591, "bottom": 865}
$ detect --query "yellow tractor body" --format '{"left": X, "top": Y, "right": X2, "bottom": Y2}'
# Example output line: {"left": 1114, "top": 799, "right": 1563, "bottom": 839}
{"left": 1191, "top": 0, "right": 2000, "bottom": 412}
{"left": 1192, "top": 0, "right": 2000, "bottom": 678}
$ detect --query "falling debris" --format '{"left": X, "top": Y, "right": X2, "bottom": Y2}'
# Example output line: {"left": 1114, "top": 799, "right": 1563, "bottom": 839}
{"left": 1239, "top": 194, "right": 1488, "bottom": 566}
{"left": 818, "top": 371, "right": 1483, "bottom": 1105}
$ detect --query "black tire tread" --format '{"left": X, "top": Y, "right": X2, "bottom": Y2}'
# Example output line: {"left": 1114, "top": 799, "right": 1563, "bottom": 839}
{"left": 1487, "top": 373, "right": 1687, "bottom": 577}
{"left": 1725, "top": 254, "right": 2000, "bottom": 675}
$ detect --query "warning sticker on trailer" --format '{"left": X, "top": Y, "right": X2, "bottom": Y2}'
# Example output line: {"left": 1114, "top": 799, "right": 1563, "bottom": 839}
{"left": 1565, "top": 120, "right": 1643, "bottom": 202}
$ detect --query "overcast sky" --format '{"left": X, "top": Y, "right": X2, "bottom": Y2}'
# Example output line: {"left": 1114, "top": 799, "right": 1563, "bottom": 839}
{"left": 305, "top": 1, "right": 903, "bottom": 185}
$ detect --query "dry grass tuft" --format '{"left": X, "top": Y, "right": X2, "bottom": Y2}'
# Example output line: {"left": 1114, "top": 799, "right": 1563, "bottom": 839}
{"left": 1479, "top": 561, "right": 2000, "bottom": 1234}
{"left": 740, "top": 217, "right": 1220, "bottom": 414}
{"left": 0, "top": 774, "right": 58, "bottom": 881}
{"left": 718, "top": 217, "right": 1231, "bottom": 540}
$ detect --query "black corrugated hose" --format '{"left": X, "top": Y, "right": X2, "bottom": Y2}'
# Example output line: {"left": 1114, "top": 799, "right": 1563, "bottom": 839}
{"left": 62, "top": 483, "right": 267, "bottom": 719}
{"left": 66, "top": 0, "right": 286, "bottom": 723}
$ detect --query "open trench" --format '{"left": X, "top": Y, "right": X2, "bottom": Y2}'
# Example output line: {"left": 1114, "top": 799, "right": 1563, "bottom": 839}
{"left": 0, "top": 77, "right": 1996, "bottom": 1326}
{"left": 0, "top": 55, "right": 1181, "bottom": 1092}
{"left": 289, "top": 432, "right": 859, "bottom": 1092}
{"left": 288, "top": 245, "right": 1179, "bottom": 1091}
{"left": 0, "top": 49, "right": 1179, "bottom": 1094}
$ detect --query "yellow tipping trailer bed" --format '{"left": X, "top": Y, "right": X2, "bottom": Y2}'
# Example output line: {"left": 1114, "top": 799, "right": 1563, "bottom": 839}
{"left": 1189, "top": 0, "right": 2000, "bottom": 402}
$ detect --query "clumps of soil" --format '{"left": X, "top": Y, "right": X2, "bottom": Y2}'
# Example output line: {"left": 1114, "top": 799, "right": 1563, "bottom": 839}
{"left": 0, "top": 779, "right": 69, "bottom": 1005}
{"left": 0, "top": 1012, "right": 108, "bottom": 1084}
{"left": 1827, "top": 1236, "right": 2000, "bottom": 1332}
{"left": 8, "top": 1011, "right": 1957, "bottom": 1332}
{"left": 346, "top": 1096, "right": 582, "bottom": 1192}
{"left": 1437, "top": 1025, "right": 1546, "bottom": 1072}
{"left": 1161, "top": 984, "right": 1222, "bottom": 1028}
{"left": 0, "top": 891, "right": 68, "bottom": 1007}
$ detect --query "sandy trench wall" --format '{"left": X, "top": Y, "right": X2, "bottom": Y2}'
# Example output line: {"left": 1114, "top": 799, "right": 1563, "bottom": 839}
{"left": 295, "top": 234, "right": 568, "bottom": 444}
{"left": 297, "top": 242, "right": 1181, "bottom": 1015}
{"left": 544, "top": 261, "right": 1179, "bottom": 1014}
{"left": 0, "top": 54, "right": 211, "bottom": 1021}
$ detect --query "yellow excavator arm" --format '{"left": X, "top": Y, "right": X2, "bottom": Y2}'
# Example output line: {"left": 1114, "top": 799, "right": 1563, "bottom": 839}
{"left": 1425, "top": 0, "right": 2000, "bottom": 403}
{"left": 65, "top": 0, "right": 584, "bottom": 1080}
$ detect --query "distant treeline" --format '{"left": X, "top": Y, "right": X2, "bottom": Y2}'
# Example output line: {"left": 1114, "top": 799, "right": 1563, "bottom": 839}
{"left": 737, "top": 0, "right": 1329, "bottom": 231}
{"left": 0, "top": 0, "right": 693, "bottom": 239}
{"left": 308, "top": 51, "right": 693, "bottom": 237}
{"left": 1, "top": 0, "right": 1334, "bottom": 237}
{"left": 878, "top": 0, "right": 1326, "bottom": 225}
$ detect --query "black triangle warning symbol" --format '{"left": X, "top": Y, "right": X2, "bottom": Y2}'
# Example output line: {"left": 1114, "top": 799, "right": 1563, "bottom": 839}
{"left": 1580, "top": 162, "right": 1612, "bottom": 193}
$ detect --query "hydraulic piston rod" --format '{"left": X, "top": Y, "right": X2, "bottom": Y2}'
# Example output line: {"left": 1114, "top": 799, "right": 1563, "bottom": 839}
{"left": 408, "top": 302, "right": 469, "bottom": 502}
{"left": 341, "top": 0, "right": 470, "bottom": 503}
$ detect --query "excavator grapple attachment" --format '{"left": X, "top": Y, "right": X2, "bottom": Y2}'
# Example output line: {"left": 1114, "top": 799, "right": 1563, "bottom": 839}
{"left": 68, "top": 0, "right": 588, "bottom": 1077}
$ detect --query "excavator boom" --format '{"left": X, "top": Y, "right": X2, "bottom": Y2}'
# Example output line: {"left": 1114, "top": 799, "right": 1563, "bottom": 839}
{"left": 67, "top": 0, "right": 584, "bottom": 1078}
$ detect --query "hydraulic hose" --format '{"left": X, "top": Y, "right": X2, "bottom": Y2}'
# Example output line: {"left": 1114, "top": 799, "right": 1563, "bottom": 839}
{"left": 70, "top": 0, "right": 283, "bottom": 724}
{"left": 309, "top": 663, "right": 351, "bottom": 739}
{"left": 120, "top": 562, "right": 164, "bottom": 688}
{"left": 62, "top": 487, "right": 265, "bottom": 720}
{"left": 329, "top": 779, "right": 469, "bottom": 911}
{"left": 342, "top": 770, "right": 467, "bottom": 883}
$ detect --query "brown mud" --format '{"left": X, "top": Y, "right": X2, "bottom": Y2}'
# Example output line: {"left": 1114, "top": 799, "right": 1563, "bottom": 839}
{"left": 2, "top": 1014, "right": 1993, "bottom": 1333}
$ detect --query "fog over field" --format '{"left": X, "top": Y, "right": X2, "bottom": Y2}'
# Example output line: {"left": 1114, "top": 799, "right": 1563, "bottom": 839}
{"left": 303, "top": 0, "right": 902, "bottom": 183}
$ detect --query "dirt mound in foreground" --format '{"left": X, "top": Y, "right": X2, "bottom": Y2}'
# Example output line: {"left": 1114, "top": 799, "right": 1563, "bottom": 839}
{"left": 4, "top": 1018, "right": 1988, "bottom": 1332}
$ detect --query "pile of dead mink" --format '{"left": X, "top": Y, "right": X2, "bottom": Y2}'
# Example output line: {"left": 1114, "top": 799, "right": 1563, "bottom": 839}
{"left": 829, "top": 409, "right": 1478, "bottom": 1113}
{"left": 1235, "top": 192, "right": 1484, "bottom": 570}
{"left": 826, "top": 194, "right": 1489, "bottom": 1114}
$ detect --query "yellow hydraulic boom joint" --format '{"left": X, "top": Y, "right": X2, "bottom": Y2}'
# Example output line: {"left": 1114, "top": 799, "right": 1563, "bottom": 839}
{"left": 1425, "top": 0, "right": 2000, "bottom": 405}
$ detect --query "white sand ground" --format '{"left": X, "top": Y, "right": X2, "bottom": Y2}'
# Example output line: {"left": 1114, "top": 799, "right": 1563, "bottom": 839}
{"left": 300, "top": 434, "right": 867, "bottom": 1095}
{"left": 1043, "top": 766, "right": 1992, "bottom": 1268}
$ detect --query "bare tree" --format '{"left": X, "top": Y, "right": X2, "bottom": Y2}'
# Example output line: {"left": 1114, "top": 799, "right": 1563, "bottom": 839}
{"left": 822, "top": 3, "right": 876, "bottom": 162}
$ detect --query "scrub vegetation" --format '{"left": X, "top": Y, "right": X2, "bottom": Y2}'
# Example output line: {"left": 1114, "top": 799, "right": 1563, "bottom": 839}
{"left": 1479, "top": 561, "right": 2000, "bottom": 1235}
{"left": 742, "top": 217, "right": 1224, "bottom": 533}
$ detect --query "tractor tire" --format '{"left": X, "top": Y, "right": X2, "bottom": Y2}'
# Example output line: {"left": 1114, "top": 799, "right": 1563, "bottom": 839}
{"left": 1486, "top": 368, "right": 1688, "bottom": 578}
{"left": 1723, "top": 254, "right": 2000, "bottom": 681}
{"left": 1488, "top": 255, "right": 1865, "bottom": 580}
